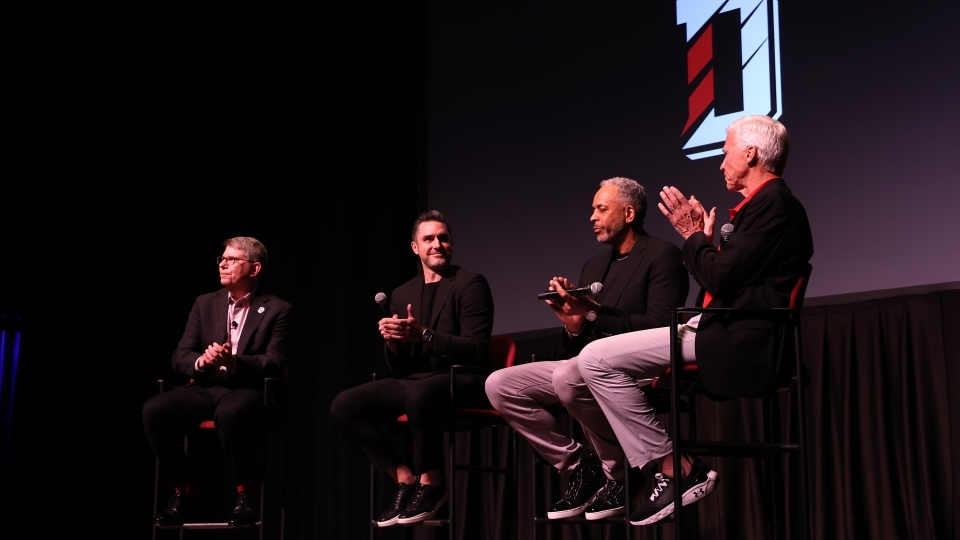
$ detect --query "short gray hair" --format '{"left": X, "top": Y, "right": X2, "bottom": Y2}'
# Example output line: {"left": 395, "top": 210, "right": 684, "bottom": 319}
{"left": 599, "top": 177, "right": 647, "bottom": 227}
{"left": 727, "top": 115, "right": 790, "bottom": 175}
{"left": 223, "top": 236, "right": 268, "bottom": 268}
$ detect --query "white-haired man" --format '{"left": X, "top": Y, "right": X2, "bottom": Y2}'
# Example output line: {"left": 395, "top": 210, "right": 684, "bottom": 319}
{"left": 577, "top": 115, "right": 814, "bottom": 526}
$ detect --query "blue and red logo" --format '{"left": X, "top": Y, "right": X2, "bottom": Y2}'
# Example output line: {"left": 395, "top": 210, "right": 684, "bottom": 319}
{"left": 678, "top": 0, "right": 783, "bottom": 160}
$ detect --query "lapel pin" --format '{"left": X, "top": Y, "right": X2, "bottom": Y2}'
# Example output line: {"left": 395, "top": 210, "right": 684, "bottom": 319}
{"left": 258, "top": 307, "right": 265, "bottom": 314}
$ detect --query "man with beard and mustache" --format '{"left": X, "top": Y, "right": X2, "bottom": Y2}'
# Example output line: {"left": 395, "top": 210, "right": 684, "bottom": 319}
{"left": 330, "top": 210, "right": 495, "bottom": 527}
{"left": 485, "top": 177, "right": 688, "bottom": 521}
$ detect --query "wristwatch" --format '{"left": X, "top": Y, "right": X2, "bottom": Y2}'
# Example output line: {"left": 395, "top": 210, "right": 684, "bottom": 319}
{"left": 585, "top": 310, "right": 598, "bottom": 322}
{"left": 421, "top": 327, "right": 435, "bottom": 343}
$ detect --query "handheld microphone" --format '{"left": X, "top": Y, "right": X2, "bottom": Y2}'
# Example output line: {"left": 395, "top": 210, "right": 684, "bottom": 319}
{"left": 374, "top": 292, "right": 391, "bottom": 317}
{"left": 720, "top": 223, "right": 734, "bottom": 245}
{"left": 537, "top": 282, "right": 602, "bottom": 301}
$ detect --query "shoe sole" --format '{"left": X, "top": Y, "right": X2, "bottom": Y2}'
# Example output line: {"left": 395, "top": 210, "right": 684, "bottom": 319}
{"left": 584, "top": 506, "right": 625, "bottom": 520}
{"left": 396, "top": 493, "right": 449, "bottom": 524}
{"left": 374, "top": 516, "right": 398, "bottom": 527}
{"left": 546, "top": 501, "right": 590, "bottom": 520}
{"left": 629, "top": 470, "right": 717, "bottom": 526}
{"left": 546, "top": 487, "right": 604, "bottom": 520}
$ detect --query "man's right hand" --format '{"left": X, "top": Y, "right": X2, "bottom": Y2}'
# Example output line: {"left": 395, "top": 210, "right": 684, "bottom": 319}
{"left": 379, "top": 304, "right": 426, "bottom": 349}
{"left": 689, "top": 195, "right": 717, "bottom": 244}
{"left": 198, "top": 342, "right": 230, "bottom": 370}
{"left": 379, "top": 313, "right": 401, "bottom": 353}
{"left": 544, "top": 276, "right": 598, "bottom": 335}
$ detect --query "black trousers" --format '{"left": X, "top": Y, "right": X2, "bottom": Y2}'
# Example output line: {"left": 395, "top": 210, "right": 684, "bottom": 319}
{"left": 329, "top": 372, "right": 489, "bottom": 475}
{"left": 142, "top": 384, "right": 264, "bottom": 488}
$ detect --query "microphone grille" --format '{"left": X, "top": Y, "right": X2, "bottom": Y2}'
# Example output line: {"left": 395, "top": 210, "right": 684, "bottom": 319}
{"left": 720, "top": 223, "right": 734, "bottom": 240}
{"left": 374, "top": 292, "right": 388, "bottom": 305}
{"left": 590, "top": 282, "right": 603, "bottom": 294}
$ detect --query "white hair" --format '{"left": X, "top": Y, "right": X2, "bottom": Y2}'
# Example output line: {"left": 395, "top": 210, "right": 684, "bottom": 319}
{"left": 727, "top": 115, "right": 790, "bottom": 175}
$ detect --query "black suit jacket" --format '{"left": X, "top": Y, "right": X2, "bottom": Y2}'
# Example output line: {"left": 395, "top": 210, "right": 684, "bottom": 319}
{"left": 563, "top": 232, "right": 689, "bottom": 358}
{"left": 385, "top": 265, "right": 495, "bottom": 376}
{"left": 683, "top": 178, "right": 813, "bottom": 397}
{"left": 172, "top": 288, "right": 293, "bottom": 389}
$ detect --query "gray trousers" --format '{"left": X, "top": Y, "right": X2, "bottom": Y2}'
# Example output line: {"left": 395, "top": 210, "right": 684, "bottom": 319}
{"left": 485, "top": 357, "right": 626, "bottom": 480}
{"left": 577, "top": 315, "right": 699, "bottom": 470}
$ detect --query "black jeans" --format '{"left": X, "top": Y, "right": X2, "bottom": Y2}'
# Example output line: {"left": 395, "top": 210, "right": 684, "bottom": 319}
{"left": 329, "top": 372, "right": 489, "bottom": 475}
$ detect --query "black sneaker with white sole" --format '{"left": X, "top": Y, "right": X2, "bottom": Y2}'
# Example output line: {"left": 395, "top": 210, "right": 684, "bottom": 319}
{"left": 629, "top": 460, "right": 717, "bottom": 526}
{"left": 397, "top": 483, "right": 447, "bottom": 524}
{"left": 374, "top": 482, "right": 416, "bottom": 527}
{"left": 584, "top": 478, "right": 625, "bottom": 520}
{"left": 546, "top": 454, "right": 605, "bottom": 519}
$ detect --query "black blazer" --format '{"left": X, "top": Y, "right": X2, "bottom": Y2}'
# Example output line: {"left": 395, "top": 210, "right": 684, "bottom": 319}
{"left": 563, "top": 232, "right": 689, "bottom": 358}
{"left": 385, "top": 265, "right": 495, "bottom": 376}
{"left": 172, "top": 288, "right": 293, "bottom": 389}
{"left": 683, "top": 178, "right": 814, "bottom": 397}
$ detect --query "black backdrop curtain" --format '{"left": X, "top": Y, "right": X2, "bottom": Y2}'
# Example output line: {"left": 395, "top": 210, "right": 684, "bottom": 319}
{"left": 802, "top": 289, "right": 960, "bottom": 539}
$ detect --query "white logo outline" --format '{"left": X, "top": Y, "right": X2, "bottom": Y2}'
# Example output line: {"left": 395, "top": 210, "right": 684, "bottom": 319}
{"left": 677, "top": 0, "right": 783, "bottom": 160}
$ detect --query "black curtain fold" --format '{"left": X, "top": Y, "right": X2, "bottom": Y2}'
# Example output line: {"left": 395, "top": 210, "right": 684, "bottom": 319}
{"left": 802, "top": 292, "right": 957, "bottom": 540}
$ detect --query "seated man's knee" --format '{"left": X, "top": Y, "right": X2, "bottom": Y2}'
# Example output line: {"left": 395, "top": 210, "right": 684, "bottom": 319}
{"left": 553, "top": 359, "right": 587, "bottom": 403}
{"left": 484, "top": 369, "right": 509, "bottom": 407}
{"left": 328, "top": 389, "right": 355, "bottom": 427}
{"left": 141, "top": 396, "right": 164, "bottom": 428}
{"left": 576, "top": 342, "right": 605, "bottom": 382}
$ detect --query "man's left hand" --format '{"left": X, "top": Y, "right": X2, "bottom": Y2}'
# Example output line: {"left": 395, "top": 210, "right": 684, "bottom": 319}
{"left": 218, "top": 342, "right": 237, "bottom": 372}
{"left": 659, "top": 186, "right": 708, "bottom": 240}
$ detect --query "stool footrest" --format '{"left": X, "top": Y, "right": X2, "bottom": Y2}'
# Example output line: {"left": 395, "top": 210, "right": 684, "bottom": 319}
{"left": 680, "top": 440, "right": 800, "bottom": 456}
{"left": 453, "top": 463, "right": 513, "bottom": 474}
{"left": 154, "top": 522, "right": 260, "bottom": 530}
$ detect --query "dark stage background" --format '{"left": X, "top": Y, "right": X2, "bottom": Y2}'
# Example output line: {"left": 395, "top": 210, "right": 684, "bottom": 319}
{"left": 3, "top": 1, "right": 958, "bottom": 539}
{"left": 427, "top": 0, "right": 960, "bottom": 335}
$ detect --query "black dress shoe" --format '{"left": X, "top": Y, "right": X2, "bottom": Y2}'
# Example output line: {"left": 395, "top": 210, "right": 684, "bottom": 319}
{"left": 154, "top": 492, "right": 193, "bottom": 526}
{"left": 228, "top": 491, "right": 259, "bottom": 526}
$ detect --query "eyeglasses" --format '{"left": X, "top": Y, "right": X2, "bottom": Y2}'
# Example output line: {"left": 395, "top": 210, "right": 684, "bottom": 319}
{"left": 217, "top": 256, "right": 254, "bottom": 267}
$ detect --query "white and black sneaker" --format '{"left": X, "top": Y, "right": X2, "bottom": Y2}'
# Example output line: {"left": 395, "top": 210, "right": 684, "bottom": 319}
{"left": 584, "top": 478, "right": 625, "bottom": 520}
{"left": 374, "top": 482, "right": 416, "bottom": 527}
{"left": 397, "top": 482, "right": 447, "bottom": 524}
{"left": 546, "top": 454, "right": 605, "bottom": 519}
{"left": 629, "top": 460, "right": 717, "bottom": 526}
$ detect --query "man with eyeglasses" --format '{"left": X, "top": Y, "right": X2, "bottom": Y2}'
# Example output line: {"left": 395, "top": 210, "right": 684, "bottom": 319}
{"left": 142, "top": 236, "right": 292, "bottom": 527}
